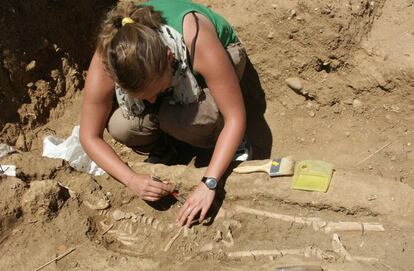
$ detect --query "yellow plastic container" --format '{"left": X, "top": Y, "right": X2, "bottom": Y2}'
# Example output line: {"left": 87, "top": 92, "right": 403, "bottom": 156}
{"left": 292, "top": 160, "right": 334, "bottom": 192}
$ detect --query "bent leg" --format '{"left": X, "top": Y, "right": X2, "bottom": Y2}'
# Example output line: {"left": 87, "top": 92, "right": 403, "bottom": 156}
{"left": 159, "top": 43, "right": 247, "bottom": 148}
{"left": 107, "top": 107, "right": 161, "bottom": 148}
{"left": 159, "top": 89, "right": 223, "bottom": 149}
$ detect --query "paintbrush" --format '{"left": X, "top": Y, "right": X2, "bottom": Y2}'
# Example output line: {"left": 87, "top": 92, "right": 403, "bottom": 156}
{"left": 151, "top": 175, "right": 186, "bottom": 204}
{"left": 233, "top": 157, "right": 295, "bottom": 177}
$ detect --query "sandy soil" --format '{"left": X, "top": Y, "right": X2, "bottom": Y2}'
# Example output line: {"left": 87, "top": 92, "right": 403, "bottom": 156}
{"left": 0, "top": 0, "right": 413, "bottom": 270}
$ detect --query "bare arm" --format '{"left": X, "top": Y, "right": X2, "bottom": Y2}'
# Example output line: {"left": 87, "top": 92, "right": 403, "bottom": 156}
{"left": 177, "top": 13, "right": 246, "bottom": 226}
{"left": 80, "top": 52, "right": 172, "bottom": 201}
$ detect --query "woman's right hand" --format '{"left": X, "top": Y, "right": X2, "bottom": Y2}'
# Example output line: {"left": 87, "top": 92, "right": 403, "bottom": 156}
{"left": 126, "top": 174, "right": 173, "bottom": 201}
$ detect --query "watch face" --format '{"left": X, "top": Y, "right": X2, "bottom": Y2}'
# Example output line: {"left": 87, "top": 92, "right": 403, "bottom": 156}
{"left": 204, "top": 177, "right": 217, "bottom": 189}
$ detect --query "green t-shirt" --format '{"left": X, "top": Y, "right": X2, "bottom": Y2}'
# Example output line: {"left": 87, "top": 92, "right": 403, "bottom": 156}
{"left": 142, "top": 0, "right": 239, "bottom": 47}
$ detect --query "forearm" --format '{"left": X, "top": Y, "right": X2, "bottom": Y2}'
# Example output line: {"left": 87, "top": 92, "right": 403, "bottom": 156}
{"left": 204, "top": 119, "right": 245, "bottom": 181}
{"left": 81, "top": 136, "right": 135, "bottom": 186}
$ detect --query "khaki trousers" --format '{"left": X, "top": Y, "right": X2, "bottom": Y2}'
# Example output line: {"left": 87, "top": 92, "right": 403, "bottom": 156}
{"left": 107, "top": 43, "right": 247, "bottom": 149}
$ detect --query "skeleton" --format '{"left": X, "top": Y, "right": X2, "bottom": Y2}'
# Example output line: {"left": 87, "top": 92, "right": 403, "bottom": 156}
{"left": 98, "top": 208, "right": 243, "bottom": 254}
{"left": 99, "top": 209, "right": 175, "bottom": 248}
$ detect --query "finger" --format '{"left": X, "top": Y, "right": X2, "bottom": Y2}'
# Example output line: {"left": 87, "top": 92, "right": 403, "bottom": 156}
{"left": 142, "top": 191, "right": 163, "bottom": 198}
{"left": 149, "top": 179, "right": 173, "bottom": 193}
{"left": 177, "top": 205, "right": 193, "bottom": 226}
{"left": 198, "top": 207, "right": 208, "bottom": 223}
{"left": 146, "top": 183, "right": 173, "bottom": 197}
{"left": 142, "top": 196, "right": 160, "bottom": 202}
{"left": 186, "top": 207, "right": 201, "bottom": 228}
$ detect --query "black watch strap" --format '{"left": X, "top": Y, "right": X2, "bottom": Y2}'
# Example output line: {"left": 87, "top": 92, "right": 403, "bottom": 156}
{"left": 201, "top": 176, "right": 218, "bottom": 190}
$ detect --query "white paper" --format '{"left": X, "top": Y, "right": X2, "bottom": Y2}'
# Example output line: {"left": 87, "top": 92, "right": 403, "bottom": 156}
{"left": 0, "top": 165, "right": 16, "bottom": 176}
{"left": 42, "top": 126, "right": 105, "bottom": 176}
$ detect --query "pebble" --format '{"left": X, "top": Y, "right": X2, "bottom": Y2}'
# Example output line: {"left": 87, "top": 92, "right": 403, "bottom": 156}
{"left": 353, "top": 99, "right": 364, "bottom": 108}
{"left": 390, "top": 156, "right": 397, "bottom": 161}
{"left": 288, "top": 9, "right": 297, "bottom": 19}
{"left": 285, "top": 77, "right": 303, "bottom": 91}
{"left": 368, "top": 165, "right": 373, "bottom": 170}
{"left": 367, "top": 194, "right": 377, "bottom": 201}
{"left": 345, "top": 132, "right": 351, "bottom": 137}
{"left": 267, "top": 32, "right": 274, "bottom": 39}
{"left": 309, "top": 111, "right": 316, "bottom": 117}
{"left": 343, "top": 98, "right": 354, "bottom": 105}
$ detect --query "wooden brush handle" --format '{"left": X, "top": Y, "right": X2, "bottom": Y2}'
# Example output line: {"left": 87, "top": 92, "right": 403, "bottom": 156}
{"left": 233, "top": 161, "right": 271, "bottom": 174}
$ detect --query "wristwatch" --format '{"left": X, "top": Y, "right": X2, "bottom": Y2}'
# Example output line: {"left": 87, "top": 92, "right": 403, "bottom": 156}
{"left": 201, "top": 176, "right": 218, "bottom": 190}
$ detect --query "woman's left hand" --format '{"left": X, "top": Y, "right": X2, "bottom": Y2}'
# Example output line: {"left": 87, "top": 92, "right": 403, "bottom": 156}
{"left": 176, "top": 182, "right": 215, "bottom": 227}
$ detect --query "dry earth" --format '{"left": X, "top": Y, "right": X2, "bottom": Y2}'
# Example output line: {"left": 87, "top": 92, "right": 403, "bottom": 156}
{"left": 0, "top": 0, "right": 413, "bottom": 270}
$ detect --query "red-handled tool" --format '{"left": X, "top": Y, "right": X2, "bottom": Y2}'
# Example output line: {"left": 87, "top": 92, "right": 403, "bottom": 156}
{"left": 151, "top": 175, "right": 186, "bottom": 204}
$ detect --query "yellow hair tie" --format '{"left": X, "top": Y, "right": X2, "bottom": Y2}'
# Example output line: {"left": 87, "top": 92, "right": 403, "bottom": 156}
{"left": 121, "top": 17, "right": 135, "bottom": 26}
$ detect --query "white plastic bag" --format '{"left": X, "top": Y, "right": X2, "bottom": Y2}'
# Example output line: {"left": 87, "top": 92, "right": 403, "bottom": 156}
{"left": 42, "top": 126, "right": 105, "bottom": 176}
{"left": 0, "top": 144, "right": 16, "bottom": 159}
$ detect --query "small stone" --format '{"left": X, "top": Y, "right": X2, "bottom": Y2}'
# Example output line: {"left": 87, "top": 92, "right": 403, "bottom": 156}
{"left": 353, "top": 99, "right": 363, "bottom": 108}
{"left": 343, "top": 98, "right": 354, "bottom": 105}
{"left": 390, "top": 156, "right": 397, "bottom": 161}
{"left": 285, "top": 77, "right": 303, "bottom": 91}
{"left": 367, "top": 194, "right": 377, "bottom": 201}
{"left": 332, "top": 105, "right": 341, "bottom": 114}
{"left": 311, "top": 138, "right": 316, "bottom": 143}
{"left": 368, "top": 165, "right": 373, "bottom": 170}
{"left": 345, "top": 132, "right": 351, "bottom": 137}
{"left": 267, "top": 32, "right": 274, "bottom": 39}
{"left": 407, "top": 142, "right": 411, "bottom": 146}
{"left": 120, "top": 257, "right": 128, "bottom": 264}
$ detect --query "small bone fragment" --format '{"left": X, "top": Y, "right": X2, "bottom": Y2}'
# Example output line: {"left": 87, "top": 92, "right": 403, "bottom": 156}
{"left": 332, "top": 233, "right": 354, "bottom": 261}
{"left": 101, "top": 223, "right": 114, "bottom": 236}
{"left": 152, "top": 220, "right": 160, "bottom": 229}
{"left": 199, "top": 242, "right": 215, "bottom": 252}
{"left": 227, "top": 248, "right": 304, "bottom": 258}
{"left": 112, "top": 210, "right": 126, "bottom": 221}
{"left": 117, "top": 238, "right": 136, "bottom": 247}
{"left": 222, "top": 231, "right": 234, "bottom": 248}
{"left": 325, "top": 222, "right": 384, "bottom": 233}
{"left": 83, "top": 197, "right": 110, "bottom": 210}
{"left": 163, "top": 227, "right": 184, "bottom": 252}
{"left": 214, "top": 230, "right": 222, "bottom": 242}
{"left": 146, "top": 217, "right": 154, "bottom": 225}
{"left": 332, "top": 234, "right": 379, "bottom": 263}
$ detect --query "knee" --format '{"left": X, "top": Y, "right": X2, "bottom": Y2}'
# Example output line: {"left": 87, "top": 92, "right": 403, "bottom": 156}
{"left": 107, "top": 108, "right": 161, "bottom": 147}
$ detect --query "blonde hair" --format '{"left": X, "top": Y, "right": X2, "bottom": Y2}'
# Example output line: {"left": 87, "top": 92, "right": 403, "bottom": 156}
{"left": 96, "top": 1, "right": 168, "bottom": 92}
